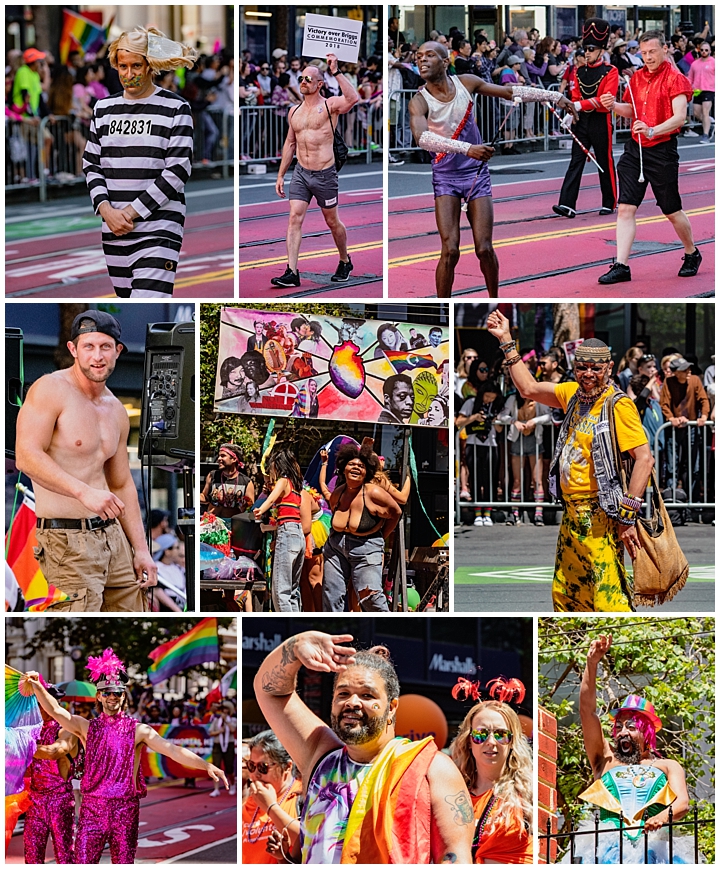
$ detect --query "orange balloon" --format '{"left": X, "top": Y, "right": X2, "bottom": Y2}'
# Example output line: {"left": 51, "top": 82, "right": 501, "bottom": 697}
{"left": 394, "top": 694, "right": 448, "bottom": 749}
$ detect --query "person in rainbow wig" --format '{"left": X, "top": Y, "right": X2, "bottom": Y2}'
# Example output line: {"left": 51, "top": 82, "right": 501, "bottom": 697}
{"left": 571, "top": 634, "right": 694, "bottom": 863}
{"left": 255, "top": 630, "right": 474, "bottom": 863}
{"left": 21, "top": 648, "right": 229, "bottom": 864}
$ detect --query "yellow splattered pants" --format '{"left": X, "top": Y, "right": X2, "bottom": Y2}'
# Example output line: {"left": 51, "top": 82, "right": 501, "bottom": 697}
{"left": 552, "top": 496, "right": 634, "bottom": 612}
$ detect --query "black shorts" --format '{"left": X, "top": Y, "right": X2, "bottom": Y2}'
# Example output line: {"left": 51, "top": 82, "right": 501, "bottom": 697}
{"left": 212, "top": 742, "right": 236, "bottom": 774}
{"left": 617, "top": 137, "right": 682, "bottom": 215}
{"left": 288, "top": 163, "right": 339, "bottom": 209}
{"left": 693, "top": 90, "right": 714, "bottom": 104}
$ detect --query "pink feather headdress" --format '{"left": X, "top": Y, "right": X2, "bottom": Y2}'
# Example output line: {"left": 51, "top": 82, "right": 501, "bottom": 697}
{"left": 86, "top": 649, "right": 126, "bottom": 684}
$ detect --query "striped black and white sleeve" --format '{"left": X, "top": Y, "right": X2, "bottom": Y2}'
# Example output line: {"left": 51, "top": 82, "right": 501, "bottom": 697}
{"left": 130, "top": 99, "right": 194, "bottom": 219}
{"left": 83, "top": 113, "right": 110, "bottom": 214}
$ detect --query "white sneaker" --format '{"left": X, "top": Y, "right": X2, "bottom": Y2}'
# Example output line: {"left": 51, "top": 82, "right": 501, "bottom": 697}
{"left": 210, "top": 788, "right": 221, "bottom": 797}
{"left": 483, "top": 516, "right": 493, "bottom": 526}
{"left": 683, "top": 129, "right": 700, "bottom": 137}
{"left": 229, "top": 784, "right": 237, "bottom": 795}
{"left": 473, "top": 516, "right": 484, "bottom": 526}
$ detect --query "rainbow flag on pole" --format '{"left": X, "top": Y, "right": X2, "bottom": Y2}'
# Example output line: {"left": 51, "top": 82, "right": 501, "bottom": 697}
{"left": 59, "top": 10, "right": 110, "bottom": 64}
{"left": 147, "top": 618, "right": 220, "bottom": 685}
{"left": 5, "top": 495, "right": 68, "bottom": 612}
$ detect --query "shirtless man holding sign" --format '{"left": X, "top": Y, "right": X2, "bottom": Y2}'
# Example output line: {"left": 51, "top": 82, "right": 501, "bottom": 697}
{"left": 271, "top": 53, "right": 359, "bottom": 289}
{"left": 15, "top": 310, "right": 157, "bottom": 612}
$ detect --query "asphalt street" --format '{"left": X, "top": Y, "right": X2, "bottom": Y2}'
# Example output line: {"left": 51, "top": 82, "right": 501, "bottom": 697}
{"left": 454, "top": 522, "right": 715, "bottom": 612}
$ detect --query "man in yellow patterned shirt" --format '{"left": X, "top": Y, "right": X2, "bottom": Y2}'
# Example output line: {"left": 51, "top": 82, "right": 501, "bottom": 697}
{"left": 487, "top": 311, "right": 654, "bottom": 611}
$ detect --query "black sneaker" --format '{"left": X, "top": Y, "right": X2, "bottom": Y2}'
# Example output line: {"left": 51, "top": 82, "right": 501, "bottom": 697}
{"left": 552, "top": 204, "right": 576, "bottom": 218}
{"left": 599, "top": 207, "right": 614, "bottom": 216}
{"left": 598, "top": 262, "right": 631, "bottom": 284}
{"left": 270, "top": 266, "right": 300, "bottom": 288}
{"left": 331, "top": 257, "right": 353, "bottom": 282}
{"left": 678, "top": 248, "right": 702, "bottom": 277}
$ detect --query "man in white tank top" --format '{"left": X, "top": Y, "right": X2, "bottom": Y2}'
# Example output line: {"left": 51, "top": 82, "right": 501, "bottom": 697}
{"left": 409, "top": 42, "right": 577, "bottom": 298}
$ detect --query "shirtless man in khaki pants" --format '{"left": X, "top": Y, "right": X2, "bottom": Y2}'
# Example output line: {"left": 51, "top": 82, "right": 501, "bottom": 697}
{"left": 15, "top": 310, "right": 157, "bottom": 611}
{"left": 271, "top": 53, "right": 359, "bottom": 288}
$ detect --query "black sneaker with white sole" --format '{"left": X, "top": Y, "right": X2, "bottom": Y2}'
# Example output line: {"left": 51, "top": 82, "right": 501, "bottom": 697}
{"left": 270, "top": 266, "right": 300, "bottom": 288}
{"left": 331, "top": 257, "right": 353, "bottom": 282}
{"left": 552, "top": 204, "right": 576, "bottom": 218}
{"left": 678, "top": 248, "right": 702, "bottom": 277}
{"left": 598, "top": 262, "right": 631, "bottom": 284}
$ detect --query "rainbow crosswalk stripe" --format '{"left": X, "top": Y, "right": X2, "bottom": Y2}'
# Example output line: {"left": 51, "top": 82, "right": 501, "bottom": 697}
{"left": 147, "top": 618, "right": 220, "bottom": 685}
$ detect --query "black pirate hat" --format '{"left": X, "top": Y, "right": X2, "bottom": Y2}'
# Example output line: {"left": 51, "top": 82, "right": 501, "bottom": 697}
{"left": 582, "top": 18, "right": 610, "bottom": 50}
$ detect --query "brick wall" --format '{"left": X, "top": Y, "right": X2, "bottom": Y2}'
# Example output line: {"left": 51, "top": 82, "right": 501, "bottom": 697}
{"left": 538, "top": 706, "right": 558, "bottom": 863}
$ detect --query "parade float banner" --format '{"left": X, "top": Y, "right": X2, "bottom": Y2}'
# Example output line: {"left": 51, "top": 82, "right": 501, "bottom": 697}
{"left": 214, "top": 308, "right": 450, "bottom": 428}
{"left": 301, "top": 13, "right": 363, "bottom": 64}
{"left": 141, "top": 724, "right": 213, "bottom": 779}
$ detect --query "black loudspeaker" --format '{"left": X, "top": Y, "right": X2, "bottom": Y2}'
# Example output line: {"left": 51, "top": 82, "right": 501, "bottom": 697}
{"left": 139, "top": 322, "right": 195, "bottom": 462}
{"left": 6, "top": 328, "right": 24, "bottom": 459}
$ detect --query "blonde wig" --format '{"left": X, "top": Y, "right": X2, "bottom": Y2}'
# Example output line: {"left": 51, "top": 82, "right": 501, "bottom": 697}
{"left": 109, "top": 27, "right": 198, "bottom": 73}
{"left": 450, "top": 700, "right": 533, "bottom": 832}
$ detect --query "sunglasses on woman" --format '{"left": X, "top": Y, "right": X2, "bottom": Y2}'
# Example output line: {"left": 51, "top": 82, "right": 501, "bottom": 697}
{"left": 246, "top": 760, "right": 278, "bottom": 774}
{"left": 471, "top": 727, "right": 512, "bottom": 745}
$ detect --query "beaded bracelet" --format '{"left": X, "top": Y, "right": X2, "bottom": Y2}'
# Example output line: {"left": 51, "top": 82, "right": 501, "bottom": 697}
{"left": 617, "top": 504, "right": 638, "bottom": 525}
{"left": 505, "top": 354, "right": 523, "bottom": 367}
{"left": 622, "top": 493, "right": 643, "bottom": 511}
{"left": 499, "top": 340, "right": 515, "bottom": 352}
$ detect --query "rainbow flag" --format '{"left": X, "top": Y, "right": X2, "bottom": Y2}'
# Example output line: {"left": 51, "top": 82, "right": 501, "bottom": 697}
{"left": 5, "top": 497, "right": 68, "bottom": 612}
{"left": 147, "top": 618, "right": 219, "bottom": 685}
{"left": 383, "top": 350, "right": 437, "bottom": 373}
{"left": 59, "top": 9, "right": 110, "bottom": 64}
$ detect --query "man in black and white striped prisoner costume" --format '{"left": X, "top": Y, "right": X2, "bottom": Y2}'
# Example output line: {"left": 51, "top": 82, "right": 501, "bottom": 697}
{"left": 83, "top": 27, "right": 197, "bottom": 298}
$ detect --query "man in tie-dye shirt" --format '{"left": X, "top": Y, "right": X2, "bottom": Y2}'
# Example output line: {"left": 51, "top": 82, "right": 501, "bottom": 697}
{"left": 255, "top": 631, "right": 474, "bottom": 863}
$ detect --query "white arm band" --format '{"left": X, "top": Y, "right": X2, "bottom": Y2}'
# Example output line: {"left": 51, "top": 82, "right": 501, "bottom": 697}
{"left": 418, "top": 131, "right": 472, "bottom": 155}
{"left": 512, "top": 85, "right": 564, "bottom": 104}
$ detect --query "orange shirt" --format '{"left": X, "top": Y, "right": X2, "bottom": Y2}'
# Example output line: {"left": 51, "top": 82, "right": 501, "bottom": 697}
{"left": 241, "top": 780, "right": 302, "bottom": 864}
{"left": 472, "top": 790, "right": 533, "bottom": 864}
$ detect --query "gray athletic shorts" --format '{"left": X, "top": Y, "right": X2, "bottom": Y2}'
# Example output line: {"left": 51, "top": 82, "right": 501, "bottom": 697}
{"left": 288, "top": 163, "right": 339, "bottom": 209}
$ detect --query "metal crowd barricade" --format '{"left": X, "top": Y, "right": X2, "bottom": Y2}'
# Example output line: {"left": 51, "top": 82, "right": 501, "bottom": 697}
{"left": 540, "top": 805, "right": 711, "bottom": 864}
{"left": 191, "top": 106, "right": 233, "bottom": 177}
{"left": 5, "top": 117, "right": 41, "bottom": 191}
{"left": 390, "top": 83, "right": 566, "bottom": 156}
{"left": 653, "top": 419, "right": 715, "bottom": 509}
{"left": 455, "top": 417, "right": 560, "bottom": 518}
{"left": 239, "top": 102, "right": 381, "bottom": 165}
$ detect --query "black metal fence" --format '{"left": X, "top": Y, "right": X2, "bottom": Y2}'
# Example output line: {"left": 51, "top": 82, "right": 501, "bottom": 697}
{"left": 539, "top": 805, "right": 712, "bottom": 864}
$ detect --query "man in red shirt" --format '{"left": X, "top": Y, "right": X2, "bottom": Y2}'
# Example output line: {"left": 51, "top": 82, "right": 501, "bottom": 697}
{"left": 598, "top": 31, "right": 702, "bottom": 283}
{"left": 553, "top": 18, "right": 619, "bottom": 219}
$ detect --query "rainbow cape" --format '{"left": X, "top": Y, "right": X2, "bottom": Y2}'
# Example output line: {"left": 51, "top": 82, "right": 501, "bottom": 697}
{"left": 59, "top": 10, "right": 110, "bottom": 64}
{"left": 5, "top": 496, "right": 68, "bottom": 611}
{"left": 340, "top": 736, "right": 437, "bottom": 864}
{"left": 147, "top": 618, "right": 219, "bottom": 685}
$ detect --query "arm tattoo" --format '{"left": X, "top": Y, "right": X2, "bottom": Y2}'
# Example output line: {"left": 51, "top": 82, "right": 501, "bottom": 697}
{"left": 445, "top": 791, "right": 474, "bottom": 826}
{"left": 441, "top": 854, "right": 458, "bottom": 864}
{"left": 261, "top": 663, "right": 297, "bottom": 696}
{"left": 280, "top": 637, "right": 298, "bottom": 666}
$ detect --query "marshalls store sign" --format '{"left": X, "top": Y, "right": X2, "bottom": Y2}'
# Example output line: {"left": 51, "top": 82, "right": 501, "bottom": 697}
{"left": 302, "top": 13, "right": 363, "bottom": 63}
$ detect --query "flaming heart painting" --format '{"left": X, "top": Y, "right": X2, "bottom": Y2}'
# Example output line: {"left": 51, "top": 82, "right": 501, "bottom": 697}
{"left": 214, "top": 308, "right": 450, "bottom": 428}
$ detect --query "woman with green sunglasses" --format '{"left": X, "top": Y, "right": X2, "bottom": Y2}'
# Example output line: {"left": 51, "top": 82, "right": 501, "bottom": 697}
{"left": 451, "top": 686, "right": 533, "bottom": 863}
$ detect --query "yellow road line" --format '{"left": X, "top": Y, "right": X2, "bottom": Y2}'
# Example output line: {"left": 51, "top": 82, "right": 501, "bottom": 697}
{"left": 240, "top": 240, "right": 382, "bottom": 270}
{"left": 389, "top": 206, "right": 715, "bottom": 268}
{"left": 175, "top": 268, "right": 235, "bottom": 289}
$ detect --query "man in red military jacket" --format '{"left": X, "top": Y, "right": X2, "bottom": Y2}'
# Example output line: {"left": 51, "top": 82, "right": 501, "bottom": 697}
{"left": 554, "top": 18, "right": 619, "bottom": 219}
{"left": 598, "top": 31, "right": 702, "bottom": 283}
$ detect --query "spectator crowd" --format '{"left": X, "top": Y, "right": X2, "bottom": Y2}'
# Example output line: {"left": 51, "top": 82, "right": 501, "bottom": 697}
{"left": 455, "top": 327, "right": 714, "bottom": 528}
{"left": 389, "top": 17, "right": 714, "bottom": 158}
{"left": 239, "top": 45, "right": 382, "bottom": 161}
{"left": 6, "top": 41, "right": 233, "bottom": 187}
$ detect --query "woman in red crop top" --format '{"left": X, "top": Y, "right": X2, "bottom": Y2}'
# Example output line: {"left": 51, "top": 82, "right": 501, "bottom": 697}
{"left": 254, "top": 450, "right": 312, "bottom": 612}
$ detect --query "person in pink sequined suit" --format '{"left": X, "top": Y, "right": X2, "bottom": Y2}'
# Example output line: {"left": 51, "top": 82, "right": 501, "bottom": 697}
{"left": 24, "top": 685, "right": 79, "bottom": 864}
{"left": 22, "top": 649, "right": 229, "bottom": 865}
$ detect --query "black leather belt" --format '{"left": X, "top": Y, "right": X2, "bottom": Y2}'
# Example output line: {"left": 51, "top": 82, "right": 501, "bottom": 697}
{"left": 36, "top": 517, "right": 116, "bottom": 531}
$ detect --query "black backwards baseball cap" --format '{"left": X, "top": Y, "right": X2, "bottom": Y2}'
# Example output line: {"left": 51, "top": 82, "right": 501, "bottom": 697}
{"left": 70, "top": 310, "right": 127, "bottom": 353}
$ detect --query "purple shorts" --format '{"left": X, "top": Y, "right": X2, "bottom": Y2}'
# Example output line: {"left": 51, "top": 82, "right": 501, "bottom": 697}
{"left": 432, "top": 161, "right": 492, "bottom": 201}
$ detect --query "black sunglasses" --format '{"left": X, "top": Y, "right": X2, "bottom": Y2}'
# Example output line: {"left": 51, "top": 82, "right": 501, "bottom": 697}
{"left": 246, "top": 760, "right": 278, "bottom": 774}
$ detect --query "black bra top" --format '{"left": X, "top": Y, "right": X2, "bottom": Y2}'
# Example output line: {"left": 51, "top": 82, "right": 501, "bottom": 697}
{"left": 333, "top": 484, "right": 381, "bottom": 534}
